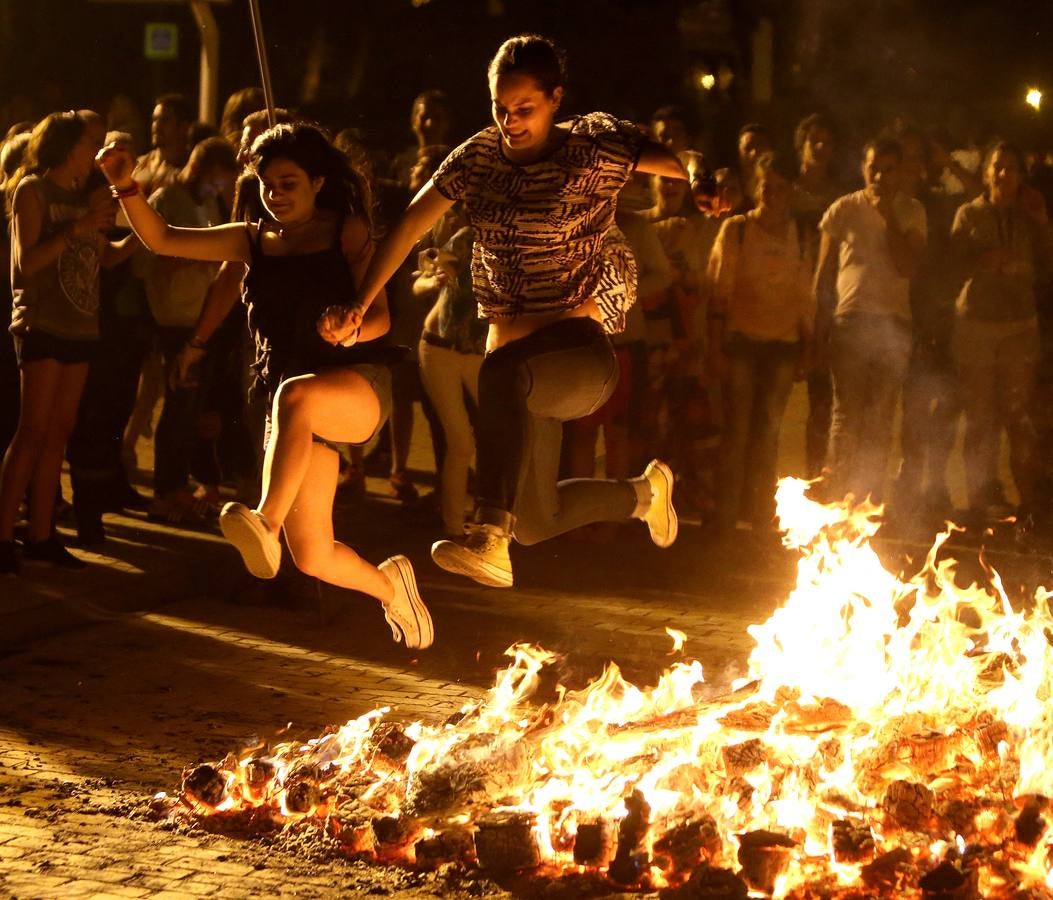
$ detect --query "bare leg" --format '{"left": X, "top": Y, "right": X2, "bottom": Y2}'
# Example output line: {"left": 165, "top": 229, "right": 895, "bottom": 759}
{"left": 257, "top": 370, "right": 380, "bottom": 533}
{"left": 27, "top": 363, "right": 88, "bottom": 541}
{"left": 282, "top": 444, "right": 393, "bottom": 602}
{"left": 0, "top": 360, "right": 63, "bottom": 540}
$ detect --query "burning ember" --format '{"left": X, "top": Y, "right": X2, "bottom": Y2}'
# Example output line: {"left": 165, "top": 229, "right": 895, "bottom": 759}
{"left": 175, "top": 479, "right": 1053, "bottom": 897}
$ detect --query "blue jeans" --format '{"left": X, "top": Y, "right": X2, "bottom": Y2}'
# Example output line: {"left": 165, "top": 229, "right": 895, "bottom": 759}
{"left": 828, "top": 314, "right": 912, "bottom": 502}
{"left": 475, "top": 318, "right": 636, "bottom": 544}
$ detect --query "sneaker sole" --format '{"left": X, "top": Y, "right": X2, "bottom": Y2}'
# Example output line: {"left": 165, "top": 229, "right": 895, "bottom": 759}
{"left": 430, "top": 541, "right": 513, "bottom": 588}
{"left": 385, "top": 555, "right": 434, "bottom": 649}
{"left": 219, "top": 504, "right": 280, "bottom": 579}
{"left": 648, "top": 460, "right": 678, "bottom": 549}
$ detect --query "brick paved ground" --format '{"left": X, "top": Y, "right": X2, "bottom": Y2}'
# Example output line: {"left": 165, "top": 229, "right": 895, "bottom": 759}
{"left": 0, "top": 401, "right": 1048, "bottom": 898}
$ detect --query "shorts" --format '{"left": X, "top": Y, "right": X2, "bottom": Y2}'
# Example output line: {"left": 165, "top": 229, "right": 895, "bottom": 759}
{"left": 13, "top": 330, "right": 98, "bottom": 367}
{"left": 264, "top": 363, "right": 393, "bottom": 454}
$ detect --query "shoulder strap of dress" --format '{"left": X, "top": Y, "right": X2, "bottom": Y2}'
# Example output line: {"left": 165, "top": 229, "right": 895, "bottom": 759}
{"left": 252, "top": 219, "right": 268, "bottom": 254}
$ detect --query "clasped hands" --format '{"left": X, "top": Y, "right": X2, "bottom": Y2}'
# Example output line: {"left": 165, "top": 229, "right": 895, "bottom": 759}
{"left": 317, "top": 304, "right": 366, "bottom": 346}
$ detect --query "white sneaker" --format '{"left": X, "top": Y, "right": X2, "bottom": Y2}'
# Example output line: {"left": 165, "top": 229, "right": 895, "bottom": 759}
{"left": 219, "top": 502, "right": 281, "bottom": 579}
{"left": 378, "top": 555, "right": 434, "bottom": 649}
{"left": 431, "top": 524, "right": 513, "bottom": 588}
{"left": 641, "top": 459, "right": 678, "bottom": 548}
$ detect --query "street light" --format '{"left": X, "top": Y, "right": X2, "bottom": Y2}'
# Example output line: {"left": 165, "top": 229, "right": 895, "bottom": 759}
{"left": 1026, "top": 88, "right": 1042, "bottom": 111}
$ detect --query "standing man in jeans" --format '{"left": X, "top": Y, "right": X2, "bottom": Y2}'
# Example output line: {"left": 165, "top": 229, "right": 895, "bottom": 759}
{"left": 814, "top": 137, "right": 927, "bottom": 503}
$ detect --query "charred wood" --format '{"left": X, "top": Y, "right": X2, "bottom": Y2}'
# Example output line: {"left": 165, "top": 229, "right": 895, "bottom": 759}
{"left": 883, "top": 779, "right": 935, "bottom": 829}
{"left": 181, "top": 764, "right": 227, "bottom": 808}
{"left": 473, "top": 810, "right": 541, "bottom": 872}
{"left": 736, "top": 830, "right": 796, "bottom": 895}
{"left": 572, "top": 819, "right": 615, "bottom": 868}
{"left": 609, "top": 789, "right": 651, "bottom": 885}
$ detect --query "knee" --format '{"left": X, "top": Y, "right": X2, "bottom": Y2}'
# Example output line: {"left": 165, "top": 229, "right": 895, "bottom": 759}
{"left": 274, "top": 376, "right": 312, "bottom": 418}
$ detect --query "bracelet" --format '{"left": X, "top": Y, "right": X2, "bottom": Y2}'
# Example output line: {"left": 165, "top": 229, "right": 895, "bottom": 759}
{"left": 338, "top": 325, "right": 362, "bottom": 348}
{"left": 109, "top": 181, "right": 140, "bottom": 199}
{"left": 187, "top": 335, "right": 208, "bottom": 350}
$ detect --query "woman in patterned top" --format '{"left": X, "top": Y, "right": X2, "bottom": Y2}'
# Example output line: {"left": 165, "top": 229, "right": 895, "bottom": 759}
{"left": 320, "top": 35, "right": 690, "bottom": 588}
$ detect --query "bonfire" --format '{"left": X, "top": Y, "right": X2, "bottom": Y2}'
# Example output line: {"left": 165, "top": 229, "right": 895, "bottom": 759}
{"left": 175, "top": 479, "right": 1053, "bottom": 898}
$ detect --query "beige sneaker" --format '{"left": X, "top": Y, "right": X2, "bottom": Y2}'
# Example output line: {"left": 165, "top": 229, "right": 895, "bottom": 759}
{"left": 431, "top": 524, "right": 513, "bottom": 588}
{"left": 641, "top": 460, "right": 678, "bottom": 548}
{"left": 219, "top": 502, "right": 281, "bottom": 579}
{"left": 378, "top": 555, "right": 434, "bottom": 649}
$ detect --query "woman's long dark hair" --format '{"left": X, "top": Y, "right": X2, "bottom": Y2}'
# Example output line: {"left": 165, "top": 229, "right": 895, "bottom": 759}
{"left": 5, "top": 111, "right": 87, "bottom": 217}
{"left": 249, "top": 122, "right": 373, "bottom": 232}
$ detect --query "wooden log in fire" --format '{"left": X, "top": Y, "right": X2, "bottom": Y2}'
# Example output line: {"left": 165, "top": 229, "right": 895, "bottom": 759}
{"left": 572, "top": 819, "right": 615, "bottom": 868}
{"left": 860, "top": 847, "right": 912, "bottom": 891}
{"left": 883, "top": 779, "right": 935, "bottom": 829}
{"left": 1014, "top": 796, "right": 1048, "bottom": 847}
{"left": 608, "top": 790, "right": 651, "bottom": 885}
{"left": 404, "top": 734, "right": 532, "bottom": 816}
{"left": 368, "top": 722, "right": 416, "bottom": 764}
{"left": 181, "top": 763, "right": 227, "bottom": 808}
{"left": 736, "top": 830, "right": 796, "bottom": 896}
{"left": 244, "top": 758, "right": 274, "bottom": 801}
{"left": 918, "top": 860, "right": 979, "bottom": 900}
{"left": 283, "top": 763, "right": 322, "bottom": 814}
{"left": 413, "top": 826, "right": 475, "bottom": 869}
{"left": 652, "top": 815, "right": 723, "bottom": 875}
{"left": 473, "top": 810, "right": 541, "bottom": 872}
{"left": 665, "top": 863, "right": 749, "bottom": 899}
{"left": 721, "top": 739, "right": 765, "bottom": 778}
{"left": 830, "top": 819, "right": 875, "bottom": 864}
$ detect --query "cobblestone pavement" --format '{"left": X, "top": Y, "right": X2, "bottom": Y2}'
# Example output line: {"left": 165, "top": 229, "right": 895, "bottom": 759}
{"left": 1, "top": 460, "right": 1049, "bottom": 897}
{"left": 0, "top": 473, "right": 801, "bottom": 898}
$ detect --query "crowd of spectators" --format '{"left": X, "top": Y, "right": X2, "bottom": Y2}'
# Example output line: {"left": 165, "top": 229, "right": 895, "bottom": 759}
{"left": 3, "top": 69, "right": 1052, "bottom": 578}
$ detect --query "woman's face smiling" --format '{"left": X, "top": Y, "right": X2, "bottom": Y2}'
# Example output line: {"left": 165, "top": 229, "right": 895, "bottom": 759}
{"left": 489, "top": 73, "right": 562, "bottom": 162}
{"left": 258, "top": 158, "right": 323, "bottom": 224}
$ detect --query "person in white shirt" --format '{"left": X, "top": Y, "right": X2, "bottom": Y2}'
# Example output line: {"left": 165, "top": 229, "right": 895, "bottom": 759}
{"left": 814, "top": 136, "right": 927, "bottom": 503}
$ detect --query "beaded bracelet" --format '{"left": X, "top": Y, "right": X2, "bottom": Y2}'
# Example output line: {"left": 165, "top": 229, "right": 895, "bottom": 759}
{"left": 109, "top": 181, "right": 140, "bottom": 200}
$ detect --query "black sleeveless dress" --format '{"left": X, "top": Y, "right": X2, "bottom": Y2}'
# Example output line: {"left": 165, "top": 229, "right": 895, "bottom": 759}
{"left": 242, "top": 219, "right": 396, "bottom": 398}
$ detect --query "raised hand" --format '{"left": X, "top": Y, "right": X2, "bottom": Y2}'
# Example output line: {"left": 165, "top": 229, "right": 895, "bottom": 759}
{"left": 95, "top": 142, "right": 136, "bottom": 188}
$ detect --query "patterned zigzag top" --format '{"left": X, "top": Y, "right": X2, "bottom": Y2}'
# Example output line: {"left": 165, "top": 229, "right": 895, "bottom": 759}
{"left": 432, "top": 112, "right": 645, "bottom": 334}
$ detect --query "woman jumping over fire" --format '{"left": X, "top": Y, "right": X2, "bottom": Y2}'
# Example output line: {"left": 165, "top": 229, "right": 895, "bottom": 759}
{"left": 321, "top": 34, "right": 690, "bottom": 588}
{"left": 96, "top": 123, "right": 433, "bottom": 649}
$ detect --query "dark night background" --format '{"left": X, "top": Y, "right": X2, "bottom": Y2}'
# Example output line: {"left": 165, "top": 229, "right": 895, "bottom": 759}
{"left": 2, "top": 0, "right": 1052, "bottom": 162}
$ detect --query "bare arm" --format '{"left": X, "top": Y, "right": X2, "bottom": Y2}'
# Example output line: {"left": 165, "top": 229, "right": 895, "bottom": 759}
{"left": 358, "top": 181, "right": 454, "bottom": 312}
{"left": 97, "top": 142, "right": 251, "bottom": 264}
{"left": 10, "top": 183, "right": 111, "bottom": 279}
{"left": 634, "top": 140, "right": 689, "bottom": 181}
{"left": 812, "top": 231, "right": 840, "bottom": 338}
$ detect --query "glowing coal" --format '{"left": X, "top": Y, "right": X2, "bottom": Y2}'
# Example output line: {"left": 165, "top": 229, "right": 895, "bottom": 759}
{"left": 174, "top": 479, "right": 1053, "bottom": 897}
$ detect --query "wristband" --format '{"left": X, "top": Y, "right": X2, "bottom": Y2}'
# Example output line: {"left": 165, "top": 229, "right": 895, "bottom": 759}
{"left": 338, "top": 325, "right": 362, "bottom": 348}
{"left": 109, "top": 181, "right": 140, "bottom": 199}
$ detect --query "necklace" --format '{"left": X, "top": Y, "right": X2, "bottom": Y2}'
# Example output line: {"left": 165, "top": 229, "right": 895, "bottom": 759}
{"left": 277, "top": 215, "right": 316, "bottom": 239}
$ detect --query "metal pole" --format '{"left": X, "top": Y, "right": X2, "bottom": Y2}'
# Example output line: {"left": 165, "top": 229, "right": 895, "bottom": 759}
{"left": 190, "top": 1, "right": 220, "bottom": 125}
{"left": 247, "top": 0, "right": 276, "bottom": 127}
